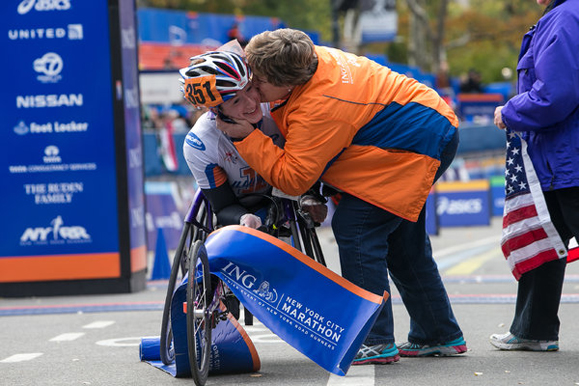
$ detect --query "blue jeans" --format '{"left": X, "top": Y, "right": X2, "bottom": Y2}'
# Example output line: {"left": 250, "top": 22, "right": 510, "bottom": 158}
{"left": 331, "top": 131, "right": 462, "bottom": 345}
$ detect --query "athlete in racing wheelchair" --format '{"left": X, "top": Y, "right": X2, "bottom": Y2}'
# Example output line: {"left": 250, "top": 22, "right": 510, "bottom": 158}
{"left": 159, "top": 42, "right": 328, "bottom": 368}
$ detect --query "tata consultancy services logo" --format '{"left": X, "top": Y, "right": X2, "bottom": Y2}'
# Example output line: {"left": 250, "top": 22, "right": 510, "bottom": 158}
{"left": 43, "top": 145, "right": 62, "bottom": 163}
{"left": 20, "top": 215, "right": 92, "bottom": 246}
{"left": 17, "top": 0, "right": 71, "bottom": 15}
{"left": 34, "top": 52, "right": 63, "bottom": 83}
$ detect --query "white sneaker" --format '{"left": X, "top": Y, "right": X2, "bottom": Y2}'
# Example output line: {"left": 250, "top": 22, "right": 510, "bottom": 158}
{"left": 489, "top": 332, "right": 559, "bottom": 351}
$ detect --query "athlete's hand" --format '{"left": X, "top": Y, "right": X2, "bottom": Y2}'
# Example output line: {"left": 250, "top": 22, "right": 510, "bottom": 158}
{"left": 216, "top": 117, "right": 255, "bottom": 140}
{"left": 299, "top": 195, "right": 328, "bottom": 224}
{"left": 239, "top": 213, "right": 262, "bottom": 229}
{"left": 494, "top": 106, "right": 506, "bottom": 130}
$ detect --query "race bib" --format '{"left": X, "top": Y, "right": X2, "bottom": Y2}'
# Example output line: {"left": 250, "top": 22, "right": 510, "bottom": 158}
{"left": 184, "top": 75, "right": 223, "bottom": 107}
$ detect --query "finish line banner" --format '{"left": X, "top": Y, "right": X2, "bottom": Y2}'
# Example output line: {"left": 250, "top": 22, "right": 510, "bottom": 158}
{"left": 205, "top": 226, "right": 388, "bottom": 376}
{"left": 140, "top": 279, "right": 260, "bottom": 378}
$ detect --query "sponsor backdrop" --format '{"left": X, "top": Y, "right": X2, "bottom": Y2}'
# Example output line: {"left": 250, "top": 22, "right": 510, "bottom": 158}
{"left": 0, "top": 0, "right": 147, "bottom": 296}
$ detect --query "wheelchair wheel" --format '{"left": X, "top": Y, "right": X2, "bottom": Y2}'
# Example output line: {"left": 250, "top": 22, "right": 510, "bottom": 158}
{"left": 160, "top": 199, "right": 211, "bottom": 366}
{"left": 187, "top": 240, "right": 212, "bottom": 386}
{"left": 159, "top": 221, "right": 194, "bottom": 365}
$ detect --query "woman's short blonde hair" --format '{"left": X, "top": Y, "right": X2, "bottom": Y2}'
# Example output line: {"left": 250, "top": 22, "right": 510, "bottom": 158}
{"left": 245, "top": 28, "right": 317, "bottom": 87}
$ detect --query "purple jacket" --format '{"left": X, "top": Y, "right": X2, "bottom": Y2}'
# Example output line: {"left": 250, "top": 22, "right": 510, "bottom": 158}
{"left": 501, "top": 0, "right": 579, "bottom": 191}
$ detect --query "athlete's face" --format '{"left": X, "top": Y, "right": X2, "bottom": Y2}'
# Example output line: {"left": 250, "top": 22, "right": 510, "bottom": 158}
{"left": 220, "top": 82, "right": 262, "bottom": 124}
{"left": 251, "top": 73, "right": 292, "bottom": 103}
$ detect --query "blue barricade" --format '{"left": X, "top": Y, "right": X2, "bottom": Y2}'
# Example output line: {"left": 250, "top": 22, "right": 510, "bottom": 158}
{"left": 435, "top": 180, "right": 491, "bottom": 227}
{"left": 490, "top": 175, "right": 506, "bottom": 217}
{"left": 145, "top": 181, "right": 184, "bottom": 251}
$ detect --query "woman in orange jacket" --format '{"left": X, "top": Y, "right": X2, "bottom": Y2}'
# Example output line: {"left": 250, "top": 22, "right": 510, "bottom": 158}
{"left": 220, "top": 28, "right": 466, "bottom": 364}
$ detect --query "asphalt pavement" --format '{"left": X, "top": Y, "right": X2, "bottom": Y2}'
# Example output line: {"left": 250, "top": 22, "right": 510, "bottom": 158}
{"left": 2, "top": 218, "right": 579, "bottom": 385}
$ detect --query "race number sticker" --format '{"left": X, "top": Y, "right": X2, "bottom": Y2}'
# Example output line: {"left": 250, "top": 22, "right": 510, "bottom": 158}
{"left": 183, "top": 75, "right": 223, "bottom": 107}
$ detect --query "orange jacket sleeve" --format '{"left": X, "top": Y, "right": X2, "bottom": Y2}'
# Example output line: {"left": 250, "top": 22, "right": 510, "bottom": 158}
{"left": 235, "top": 111, "right": 355, "bottom": 196}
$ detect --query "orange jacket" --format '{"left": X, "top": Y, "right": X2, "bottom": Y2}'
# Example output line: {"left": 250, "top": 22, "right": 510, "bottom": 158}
{"left": 236, "top": 46, "right": 458, "bottom": 221}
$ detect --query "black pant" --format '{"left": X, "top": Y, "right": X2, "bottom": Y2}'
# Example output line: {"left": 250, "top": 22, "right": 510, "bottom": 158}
{"left": 510, "top": 187, "right": 579, "bottom": 340}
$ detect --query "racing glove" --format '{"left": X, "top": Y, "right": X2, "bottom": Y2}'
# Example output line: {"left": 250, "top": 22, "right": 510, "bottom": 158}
{"left": 239, "top": 213, "right": 262, "bottom": 229}
{"left": 299, "top": 195, "right": 328, "bottom": 224}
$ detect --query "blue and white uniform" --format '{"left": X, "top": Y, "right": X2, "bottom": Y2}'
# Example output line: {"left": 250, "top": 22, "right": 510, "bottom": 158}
{"left": 183, "top": 104, "right": 284, "bottom": 223}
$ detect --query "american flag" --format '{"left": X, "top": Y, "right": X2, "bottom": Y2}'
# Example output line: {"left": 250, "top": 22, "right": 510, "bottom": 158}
{"left": 501, "top": 130, "right": 568, "bottom": 280}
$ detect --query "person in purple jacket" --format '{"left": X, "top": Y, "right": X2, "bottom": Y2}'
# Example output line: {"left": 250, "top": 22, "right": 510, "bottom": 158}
{"left": 491, "top": 0, "right": 579, "bottom": 351}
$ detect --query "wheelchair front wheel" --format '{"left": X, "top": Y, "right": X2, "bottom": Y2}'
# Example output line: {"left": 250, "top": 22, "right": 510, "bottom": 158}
{"left": 187, "top": 240, "right": 212, "bottom": 386}
{"left": 160, "top": 220, "right": 198, "bottom": 365}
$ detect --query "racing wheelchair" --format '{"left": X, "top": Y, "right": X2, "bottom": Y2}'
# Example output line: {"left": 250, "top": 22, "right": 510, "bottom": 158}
{"left": 159, "top": 187, "right": 327, "bottom": 385}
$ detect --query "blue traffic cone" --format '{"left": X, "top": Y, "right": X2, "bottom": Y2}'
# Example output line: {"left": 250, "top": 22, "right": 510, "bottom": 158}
{"left": 151, "top": 228, "right": 171, "bottom": 280}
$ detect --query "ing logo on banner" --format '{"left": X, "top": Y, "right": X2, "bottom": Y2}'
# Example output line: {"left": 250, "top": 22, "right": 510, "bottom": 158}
{"left": 221, "top": 261, "right": 279, "bottom": 303}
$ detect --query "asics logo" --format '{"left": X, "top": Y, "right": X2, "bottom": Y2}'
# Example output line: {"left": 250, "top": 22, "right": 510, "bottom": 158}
{"left": 18, "top": 0, "right": 71, "bottom": 15}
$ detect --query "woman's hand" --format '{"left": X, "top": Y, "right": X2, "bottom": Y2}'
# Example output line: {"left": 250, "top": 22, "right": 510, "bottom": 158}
{"left": 494, "top": 106, "right": 507, "bottom": 130}
{"left": 299, "top": 195, "right": 328, "bottom": 224}
{"left": 216, "top": 117, "right": 255, "bottom": 140}
{"left": 239, "top": 213, "right": 262, "bottom": 229}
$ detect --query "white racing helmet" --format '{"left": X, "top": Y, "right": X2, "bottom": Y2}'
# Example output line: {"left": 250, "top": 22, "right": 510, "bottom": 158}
{"left": 179, "top": 50, "right": 250, "bottom": 108}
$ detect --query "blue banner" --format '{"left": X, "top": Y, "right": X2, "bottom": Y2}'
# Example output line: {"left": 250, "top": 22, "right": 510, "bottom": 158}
{"left": 205, "top": 226, "right": 387, "bottom": 376}
{"left": 0, "top": 1, "right": 146, "bottom": 287}
{"left": 140, "top": 278, "right": 260, "bottom": 377}
{"left": 119, "top": 0, "right": 147, "bottom": 257}
{"left": 2, "top": 1, "right": 117, "bottom": 256}
{"left": 436, "top": 181, "right": 491, "bottom": 227}
{"left": 137, "top": 8, "right": 284, "bottom": 45}
{"left": 425, "top": 190, "right": 439, "bottom": 235}
{"left": 0, "top": 1, "right": 120, "bottom": 282}
{"left": 490, "top": 176, "right": 506, "bottom": 217}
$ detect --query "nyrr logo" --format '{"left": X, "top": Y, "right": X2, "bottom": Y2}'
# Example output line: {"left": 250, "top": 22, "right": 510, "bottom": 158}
{"left": 34, "top": 52, "right": 63, "bottom": 83}
{"left": 43, "top": 145, "right": 62, "bottom": 163}
{"left": 17, "top": 0, "right": 71, "bottom": 14}
{"left": 20, "top": 215, "right": 91, "bottom": 246}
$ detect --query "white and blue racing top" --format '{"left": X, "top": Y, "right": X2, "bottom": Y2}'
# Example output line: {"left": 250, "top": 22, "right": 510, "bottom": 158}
{"left": 183, "top": 104, "right": 284, "bottom": 198}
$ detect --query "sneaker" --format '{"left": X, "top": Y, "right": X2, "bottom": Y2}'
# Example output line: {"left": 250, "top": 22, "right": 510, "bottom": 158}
{"left": 489, "top": 332, "right": 559, "bottom": 351}
{"left": 352, "top": 343, "right": 400, "bottom": 365}
{"left": 398, "top": 337, "right": 467, "bottom": 357}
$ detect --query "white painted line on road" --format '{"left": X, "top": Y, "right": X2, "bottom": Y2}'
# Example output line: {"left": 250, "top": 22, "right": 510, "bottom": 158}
{"left": 244, "top": 321, "right": 284, "bottom": 344}
{"left": 436, "top": 236, "right": 499, "bottom": 258}
{"left": 0, "top": 353, "right": 43, "bottom": 363}
{"left": 96, "top": 337, "right": 142, "bottom": 347}
{"left": 49, "top": 332, "right": 85, "bottom": 342}
{"left": 83, "top": 321, "right": 115, "bottom": 329}
{"left": 247, "top": 334, "right": 284, "bottom": 344}
{"left": 327, "top": 364, "right": 374, "bottom": 385}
